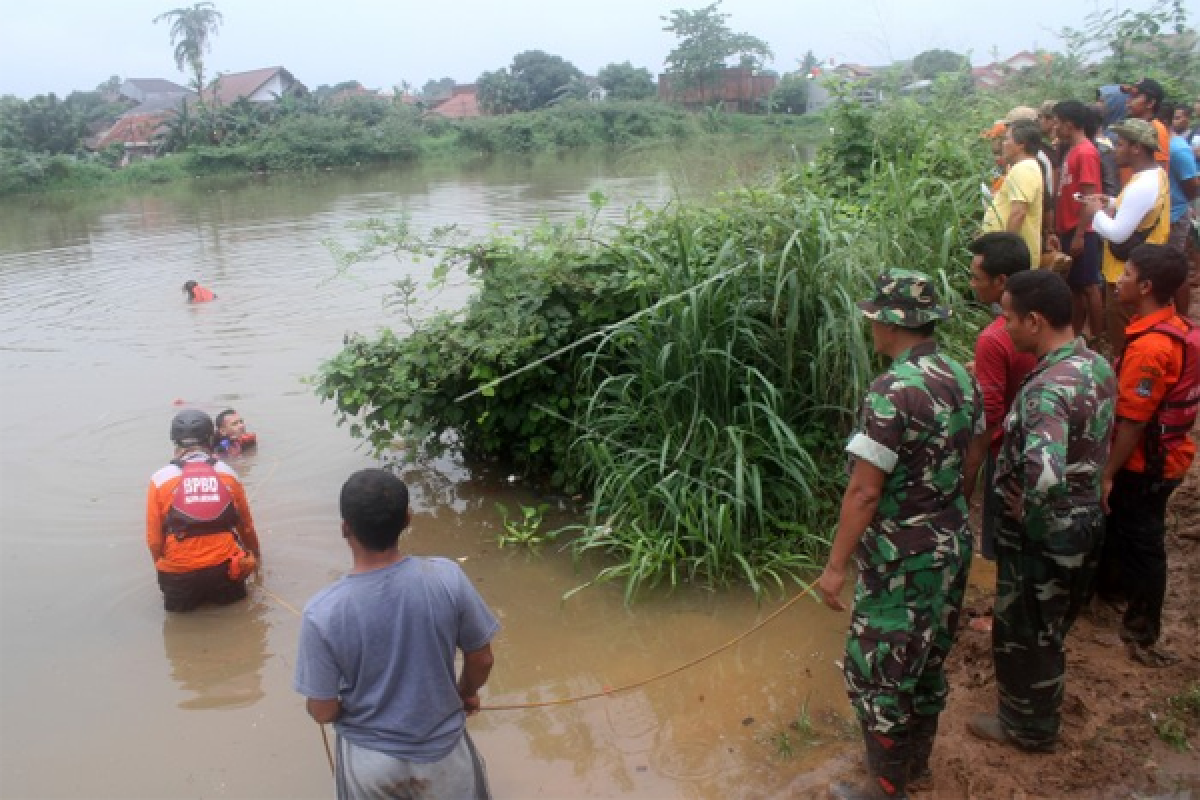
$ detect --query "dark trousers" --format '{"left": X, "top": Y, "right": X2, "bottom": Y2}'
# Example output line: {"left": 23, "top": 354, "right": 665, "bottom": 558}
{"left": 157, "top": 561, "right": 246, "bottom": 612}
{"left": 1104, "top": 469, "right": 1179, "bottom": 646}
{"left": 993, "top": 506, "right": 1103, "bottom": 748}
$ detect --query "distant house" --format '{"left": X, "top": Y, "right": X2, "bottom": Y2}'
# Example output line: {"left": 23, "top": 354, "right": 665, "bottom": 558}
{"left": 429, "top": 85, "right": 481, "bottom": 119}
{"left": 657, "top": 66, "right": 777, "bottom": 112}
{"left": 119, "top": 78, "right": 191, "bottom": 104}
{"left": 93, "top": 109, "right": 175, "bottom": 162}
{"left": 201, "top": 66, "right": 308, "bottom": 106}
{"left": 971, "top": 51, "right": 1054, "bottom": 90}
{"left": 805, "top": 63, "right": 886, "bottom": 113}
{"left": 93, "top": 85, "right": 195, "bottom": 161}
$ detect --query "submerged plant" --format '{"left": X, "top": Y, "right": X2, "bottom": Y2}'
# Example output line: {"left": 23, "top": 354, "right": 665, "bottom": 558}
{"left": 495, "top": 502, "right": 555, "bottom": 550}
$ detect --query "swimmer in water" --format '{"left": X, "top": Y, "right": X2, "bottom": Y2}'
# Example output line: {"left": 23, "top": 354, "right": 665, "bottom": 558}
{"left": 214, "top": 408, "right": 257, "bottom": 457}
{"left": 183, "top": 280, "right": 217, "bottom": 303}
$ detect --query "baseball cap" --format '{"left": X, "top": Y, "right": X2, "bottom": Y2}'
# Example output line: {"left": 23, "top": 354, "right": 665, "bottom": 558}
{"left": 1121, "top": 78, "right": 1164, "bottom": 105}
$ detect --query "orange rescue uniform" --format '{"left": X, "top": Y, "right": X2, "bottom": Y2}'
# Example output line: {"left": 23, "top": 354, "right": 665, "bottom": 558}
{"left": 1116, "top": 307, "right": 1197, "bottom": 480}
{"left": 147, "top": 455, "right": 260, "bottom": 573}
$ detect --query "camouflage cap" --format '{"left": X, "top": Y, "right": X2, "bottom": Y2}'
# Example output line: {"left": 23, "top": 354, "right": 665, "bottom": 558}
{"left": 857, "top": 268, "right": 952, "bottom": 328}
{"left": 1111, "top": 118, "right": 1160, "bottom": 152}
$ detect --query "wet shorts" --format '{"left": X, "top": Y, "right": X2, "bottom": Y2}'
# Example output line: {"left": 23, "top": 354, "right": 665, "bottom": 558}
{"left": 1059, "top": 230, "right": 1103, "bottom": 288}
{"left": 157, "top": 561, "right": 247, "bottom": 612}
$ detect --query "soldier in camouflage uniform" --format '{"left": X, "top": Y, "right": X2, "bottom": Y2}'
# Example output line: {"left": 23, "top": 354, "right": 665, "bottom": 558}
{"left": 968, "top": 269, "right": 1116, "bottom": 752}
{"left": 816, "top": 269, "right": 989, "bottom": 800}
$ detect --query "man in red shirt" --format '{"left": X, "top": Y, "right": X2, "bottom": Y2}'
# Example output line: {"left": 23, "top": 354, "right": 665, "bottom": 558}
{"left": 967, "top": 233, "right": 1039, "bottom": 562}
{"left": 1099, "top": 244, "right": 1197, "bottom": 667}
{"left": 1050, "top": 101, "right": 1106, "bottom": 340}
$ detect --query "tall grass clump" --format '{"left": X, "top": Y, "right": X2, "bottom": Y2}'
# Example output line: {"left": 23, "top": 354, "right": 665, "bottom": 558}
{"left": 317, "top": 85, "right": 996, "bottom": 599}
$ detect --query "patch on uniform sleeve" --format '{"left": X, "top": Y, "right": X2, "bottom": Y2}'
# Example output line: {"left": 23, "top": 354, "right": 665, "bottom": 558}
{"left": 845, "top": 433, "right": 899, "bottom": 474}
{"left": 1135, "top": 377, "right": 1154, "bottom": 398}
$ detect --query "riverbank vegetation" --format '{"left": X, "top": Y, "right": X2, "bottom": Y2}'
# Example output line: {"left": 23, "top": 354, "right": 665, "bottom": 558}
{"left": 0, "top": 99, "right": 824, "bottom": 195}
{"left": 316, "top": 79, "right": 988, "bottom": 599}
{"left": 314, "top": 0, "right": 1198, "bottom": 599}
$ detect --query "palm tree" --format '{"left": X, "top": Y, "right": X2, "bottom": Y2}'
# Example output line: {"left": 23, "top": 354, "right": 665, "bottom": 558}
{"left": 154, "top": 3, "right": 224, "bottom": 101}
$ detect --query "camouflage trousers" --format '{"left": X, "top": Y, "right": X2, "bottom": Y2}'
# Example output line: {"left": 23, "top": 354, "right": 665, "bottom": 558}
{"left": 993, "top": 506, "right": 1104, "bottom": 749}
{"left": 843, "top": 542, "right": 970, "bottom": 736}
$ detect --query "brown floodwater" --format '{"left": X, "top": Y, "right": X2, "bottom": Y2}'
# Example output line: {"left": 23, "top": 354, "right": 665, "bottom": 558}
{"left": 0, "top": 150, "right": 853, "bottom": 799}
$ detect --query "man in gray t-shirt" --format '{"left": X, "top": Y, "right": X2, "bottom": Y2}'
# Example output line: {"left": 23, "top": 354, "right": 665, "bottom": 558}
{"left": 295, "top": 469, "right": 500, "bottom": 799}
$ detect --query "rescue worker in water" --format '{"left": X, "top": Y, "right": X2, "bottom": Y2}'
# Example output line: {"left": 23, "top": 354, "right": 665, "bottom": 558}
{"left": 146, "top": 410, "right": 262, "bottom": 612}
{"left": 183, "top": 280, "right": 216, "bottom": 303}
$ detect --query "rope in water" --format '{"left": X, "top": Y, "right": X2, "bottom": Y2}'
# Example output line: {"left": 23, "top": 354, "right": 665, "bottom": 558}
{"left": 260, "top": 580, "right": 815, "bottom": 711}
{"left": 248, "top": 456, "right": 816, "bottom": 765}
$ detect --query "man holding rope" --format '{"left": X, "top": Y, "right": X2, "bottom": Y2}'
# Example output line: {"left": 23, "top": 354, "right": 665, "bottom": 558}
{"left": 294, "top": 469, "right": 499, "bottom": 799}
{"left": 816, "top": 270, "right": 988, "bottom": 800}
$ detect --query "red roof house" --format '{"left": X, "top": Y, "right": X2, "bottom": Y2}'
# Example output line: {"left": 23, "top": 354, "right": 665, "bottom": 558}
{"left": 429, "top": 85, "right": 481, "bottom": 118}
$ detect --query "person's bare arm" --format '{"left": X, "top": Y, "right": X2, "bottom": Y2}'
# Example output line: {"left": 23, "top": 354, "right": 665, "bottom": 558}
{"left": 1102, "top": 419, "right": 1146, "bottom": 513}
{"left": 458, "top": 643, "right": 494, "bottom": 714}
{"left": 306, "top": 697, "right": 342, "bottom": 724}
{"left": 1006, "top": 201, "right": 1028, "bottom": 233}
{"left": 814, "top": 459, "right": 885, "bottom": 611}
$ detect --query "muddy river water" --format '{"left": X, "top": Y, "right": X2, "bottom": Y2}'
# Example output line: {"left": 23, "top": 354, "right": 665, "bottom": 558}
{"left": 0, "top": 151, "right": 852, "bottom": 799}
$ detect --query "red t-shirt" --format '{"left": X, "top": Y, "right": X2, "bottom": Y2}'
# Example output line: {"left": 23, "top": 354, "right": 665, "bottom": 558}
{"left": 975, "top": 316, "right": 1039, "bottom": 452}
{"left": 1056, "top": 138, "right": 1103, "bottom": 234}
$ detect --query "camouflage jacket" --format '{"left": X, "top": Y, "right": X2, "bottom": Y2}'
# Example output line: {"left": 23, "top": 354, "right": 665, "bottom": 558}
{"left": 994, "top": 338, "right": 1115, "bottom": 540}
{"left": 846, "top": 340, "right": 985, "bottom": 569}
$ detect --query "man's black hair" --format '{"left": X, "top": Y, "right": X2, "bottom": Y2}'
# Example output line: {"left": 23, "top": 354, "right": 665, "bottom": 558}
{"left": 1128, "top": 244, "right": 1189, "bottom": 305}
{"left": 969, "top": 232, "right": 1032, "bottom": 278}
{"left": 1009, "top": 120, "right": 1043, "bottom": 154}
{"left": 910, "top": 320, "right": 938, "bottom": 337}
{"left": 215, "top": 408, "right": 237, "bottom": 431}
{"left": 1081, "top": 105, "right": 1100, "bottom": 139}
{"left": 340, "top": 469, "right": 411, "bottom": 552}
{"left": 1052, "top": 100, "right": 1091, "bottom": 132}
{"left": 1004, "top": 270, "right": 1073, "bottom": 328}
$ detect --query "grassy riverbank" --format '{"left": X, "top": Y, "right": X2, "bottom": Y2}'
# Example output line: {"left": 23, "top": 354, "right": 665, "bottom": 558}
{"left": 315, "top": 83, "right": 993, "bottom": 599}
{"left": 0, "top": 102, "right": 827, "bottom": 196}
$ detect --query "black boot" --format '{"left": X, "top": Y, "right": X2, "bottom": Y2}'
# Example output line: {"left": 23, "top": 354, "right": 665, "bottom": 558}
{"left": 864, "top": 726, "right": 910, "bottom": 798}
{"left": 907, "top": 714, "right": 938, "bottom": 791}
{"left": 829, "top": 725, "right": 911, "bottom": 799}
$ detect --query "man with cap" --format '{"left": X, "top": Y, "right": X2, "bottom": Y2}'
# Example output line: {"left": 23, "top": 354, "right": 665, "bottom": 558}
{"left": 1121, "top": 79, "right": 1170, "bottom": 168}
{"left": 1082, "top": 118, "right": 1171, "bottom": 353}
{"left": 147, "top": 410, "right": 262, "bottom": 612}
{"left": 967, "top": 270, "right": 1115, "bottom": 753}
{"left": 816, "top": 269, "right": 988, "bottom": 799}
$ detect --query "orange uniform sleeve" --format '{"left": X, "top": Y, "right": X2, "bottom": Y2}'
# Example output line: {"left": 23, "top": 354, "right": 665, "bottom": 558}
{"left": 229, "top": 478, "right": 261, "bottom": 558}
{"left": 1116, "top": 334, "right": 1174, "bottom": 423}
{"left": 146, "top": 482, "right": 166, "bottom": 563}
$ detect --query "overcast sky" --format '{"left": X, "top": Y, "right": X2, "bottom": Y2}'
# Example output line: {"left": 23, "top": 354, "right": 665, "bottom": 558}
{"left": 1, "top": 0, "right": 1130, "bottom": 98}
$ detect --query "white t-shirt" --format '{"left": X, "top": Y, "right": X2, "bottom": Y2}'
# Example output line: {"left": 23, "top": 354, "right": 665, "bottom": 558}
{"left": 1092, "top": 167, "right": 1163, "bottom": 244}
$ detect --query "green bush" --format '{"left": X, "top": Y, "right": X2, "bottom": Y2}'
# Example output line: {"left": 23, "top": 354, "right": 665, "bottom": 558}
{"left": 316, "top": 84, "right": 993, "bottom": 597}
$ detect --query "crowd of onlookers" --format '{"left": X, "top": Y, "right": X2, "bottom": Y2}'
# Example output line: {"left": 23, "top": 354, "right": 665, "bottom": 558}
{"left": 815, "top": 79, "right": 1198, "bottom": 799}
{"left": 981, "top": 79, "right": 1199, "bottom": 346}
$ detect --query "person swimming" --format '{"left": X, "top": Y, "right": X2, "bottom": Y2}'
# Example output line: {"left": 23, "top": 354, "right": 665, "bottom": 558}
{"left": 214, "top": 408, "right": 257, "bottom": 456}
{"left": 183, "top": 281, "right": 217, "bottom": 303}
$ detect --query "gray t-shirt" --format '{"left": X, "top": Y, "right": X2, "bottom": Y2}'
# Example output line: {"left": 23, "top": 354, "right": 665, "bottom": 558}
{"left": 294, "top": 557, "right": 500, "bottom": 762}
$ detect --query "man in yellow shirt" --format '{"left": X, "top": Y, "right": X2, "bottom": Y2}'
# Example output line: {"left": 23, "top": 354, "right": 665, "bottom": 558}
{"left": 984, "top": 121, "right": 1045, "bottom": 267}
